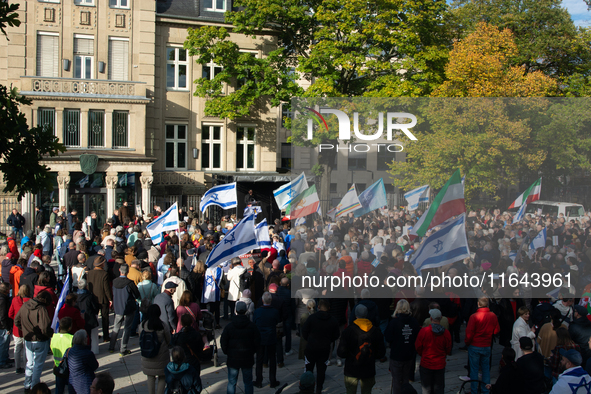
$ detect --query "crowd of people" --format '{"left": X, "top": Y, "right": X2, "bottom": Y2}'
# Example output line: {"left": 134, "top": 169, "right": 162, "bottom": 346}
{"left": 1, "top": 202, "right": 591, "bottom": 394}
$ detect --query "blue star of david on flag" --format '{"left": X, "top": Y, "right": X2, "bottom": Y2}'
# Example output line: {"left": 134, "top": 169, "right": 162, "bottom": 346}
{"left": 200, "top": 183, "right": 237, "bottom": 213}
{"left": 224, "top": 232, "right": 236, "bottom": 245}
{"left": 434, "top": 239, "right": 444, "bottom": 253}
{"left": 569, "top": 378, "right": 591, "bottom": 393}
{"left": 211, "top": 193, "right": 219, "bottom": 201}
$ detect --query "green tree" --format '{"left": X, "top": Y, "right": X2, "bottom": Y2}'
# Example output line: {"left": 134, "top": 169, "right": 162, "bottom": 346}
{"left": 0, "top": 4, "right": 66, "bottom": 199}
{"left": 184, "top": 0, "right": 452, "bottom": 203}
{"left": 450, "top": 0, "right": 591, "bottom": 88}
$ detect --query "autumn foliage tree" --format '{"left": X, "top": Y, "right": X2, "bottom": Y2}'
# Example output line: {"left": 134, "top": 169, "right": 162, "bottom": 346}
{"left": 433, "top": 22, "right": 557, "bottom": 97}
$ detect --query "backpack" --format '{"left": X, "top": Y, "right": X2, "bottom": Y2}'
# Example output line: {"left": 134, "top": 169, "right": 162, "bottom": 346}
{"left": 138, "top": 283, "right": 154, "bottom": 315}
{"left": 239, "top": 271, "right": 251, "bottom": 292}
{"left": 139, "top": 324, "right": 161, "bottom": 358}
{"left": 355, "top": 330, "right": 373, "bottom": 364}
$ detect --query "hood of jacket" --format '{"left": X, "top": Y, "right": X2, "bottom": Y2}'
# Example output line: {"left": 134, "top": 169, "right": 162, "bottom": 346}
{"left": 232, "top": 314, "right": 251, "bottom": 329}
{"left": 22, "top": 267, "right": 36, "bottom": 276}
{"left": 354, "top": 318, "right": 373, "bottom": 332}
{"left": 431, "top": 323, "right": 445, "bottom": 335}
{"left": 166, "top": 362, "right": 190, "bottom": 375}
{"left": 113, "top": 276, "right": 132, "bottom": 289}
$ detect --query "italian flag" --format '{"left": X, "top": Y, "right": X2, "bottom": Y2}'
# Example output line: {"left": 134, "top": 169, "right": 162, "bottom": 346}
{"left": 286, "top": 184, "right": 320, "bottom": 219}
{"left": 508, "top": 178, "right": 542, "bottom": 209}
{"left": 412, "top": 170, "right": 465, "bottom": 237}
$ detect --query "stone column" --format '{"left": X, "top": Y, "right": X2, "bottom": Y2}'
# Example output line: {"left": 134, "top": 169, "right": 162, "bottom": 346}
{"left": 105, "top": 172, "right": 119, "bottom": 218}
{"left": 20, "top": 192, "right": 33, "bottom": 233}
{"left": 57, "top": 171, "right": 70, "bottom": 212}
{"left": 140, "top": 173, "right": 153, "bottom": 219}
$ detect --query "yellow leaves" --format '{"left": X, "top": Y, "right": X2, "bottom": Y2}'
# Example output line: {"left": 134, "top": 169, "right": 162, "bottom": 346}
{"left": 433, "top": 22, "right": 557, "bottom": 97}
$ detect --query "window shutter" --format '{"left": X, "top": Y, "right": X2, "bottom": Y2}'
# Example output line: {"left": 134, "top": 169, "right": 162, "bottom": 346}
{"left": 37, "top": 34, "right": 59, "bottom": 77}
{"left": 74, "top": 37, "right": 94, "bottom": 56}
{"left": 108, "top": 39, "right": 129, "bottom": 81}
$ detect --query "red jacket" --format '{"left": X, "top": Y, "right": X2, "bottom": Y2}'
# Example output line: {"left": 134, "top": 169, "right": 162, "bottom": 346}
{"left": 34, "top": 285, "right": 58, "bottom": 320}
{"left": 58, "top": 304, "right": 86, "bottom": 334}
{"left": 7, "top": 237, "right": 19, "bottom": 260}
{"left": 465, "top": 307, "right": 500, "bottom": 347}
{"left": 415, "top": 324, "right": 452, "bottom": 370}
{"left": 8, "top": 296, "right": 29, "bottom": 337}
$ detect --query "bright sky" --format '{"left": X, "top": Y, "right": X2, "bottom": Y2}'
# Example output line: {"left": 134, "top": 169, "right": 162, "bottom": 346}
{"left": 564, "top": 0, "right": 591, "bottom": 27}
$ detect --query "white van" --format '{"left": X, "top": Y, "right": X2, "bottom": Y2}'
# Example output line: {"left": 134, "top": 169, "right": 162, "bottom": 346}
{"left": 523, "top": 200, "right": 585, "bottom": 219}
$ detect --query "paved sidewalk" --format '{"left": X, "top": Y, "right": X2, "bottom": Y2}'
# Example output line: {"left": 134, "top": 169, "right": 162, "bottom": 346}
{"left": 0, "top": 318, "right": 502, "bottom": 394}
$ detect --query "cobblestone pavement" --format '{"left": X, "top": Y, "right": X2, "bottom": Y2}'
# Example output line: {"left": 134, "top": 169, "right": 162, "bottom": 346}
{"left": 0, "top": 315, "right": 503, "bottom": 394}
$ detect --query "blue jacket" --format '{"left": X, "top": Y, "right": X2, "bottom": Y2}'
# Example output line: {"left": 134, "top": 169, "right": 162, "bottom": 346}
{"left": 112, "top": 276, "right": 139, "bottom": 316}
{"left": 253, "top": 305, "right": 280, "bottom": 346}
{"left": 67, "top": 344, "right": 98, "bottom": 394}
{"left": 164, "top": 362, "right": 202, "bottom": 394}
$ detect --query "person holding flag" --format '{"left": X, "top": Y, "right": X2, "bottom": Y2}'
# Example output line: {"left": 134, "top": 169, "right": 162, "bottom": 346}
{"left": 147, "top": 203, "right": 180, "bottom": 244}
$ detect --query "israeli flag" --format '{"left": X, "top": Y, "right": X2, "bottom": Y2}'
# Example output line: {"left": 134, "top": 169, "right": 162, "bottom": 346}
{"left": 202, "top": 266, "right": 223, "bottom": 303}
{"left": 410, "top": 213, "right": 470, "bottom": 273}
{"left": 146, "top": 202, "right": 179, "bottom": 244}
{"left": 512, "top": 202, "right": 527, "bottom": 224}
{"left": 404, "top": 185, "right": 430, "bottom": 211}
{"left": 205, "top": 213, "right": 258, "bottom": 268}
{"left": 244, "top": 206, "right": 262, "bottom": 217}
{"left": 255, "top": 219, "right": 272, "bottom": 248}
{"left": 529, "top": 227, "right": 547, "bottom": 254}
{"left": 274, "top": 172, "right": 308, "bottom": 210}
{"left": 295, "top": 217, "right": 306, "bottom": 227}
{"left": 200, "top": 183, "right": 238, "bottom": 213}
{"left": 51, "top": 273, "right": 70, "bottom": 333}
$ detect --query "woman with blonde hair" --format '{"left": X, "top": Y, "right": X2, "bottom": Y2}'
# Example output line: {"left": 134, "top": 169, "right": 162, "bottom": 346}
{"left": 511, "top": 306, "right": 536, "bottom": 359}
{"left": 385, "top": 299, "right": 420, "bottom": 394}
{"left": 298, "top": 299, "right": 316, "bottom": 359}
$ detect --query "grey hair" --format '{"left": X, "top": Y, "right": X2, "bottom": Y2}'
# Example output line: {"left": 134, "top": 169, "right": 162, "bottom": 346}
{"left": 360, "top": 289, "right": 371, "bottom": 299}
{"left": 72, "top": 329, "right": 88, "bottom": 346}
{"left": 262, "top": 292, "right": 272, "bottom": 305}
{"left": 0, "top": 245, "right": 8, "bottom": 255}
{"left": 119, "top": 264, "right": 129, "bottom": 275}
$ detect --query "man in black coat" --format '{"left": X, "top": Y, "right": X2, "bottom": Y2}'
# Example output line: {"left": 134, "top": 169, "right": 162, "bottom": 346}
{"left": 337, "top": 304, "right": 386, "bottom": 394}
{"left": 221, "top": 301, "right": 261, "bottom": 394}
{"left": 20, "top": 261, "right": 42, "bottom": 298}
{"left": 253, "top": 292, "right": 281, "bottom": 389}
{"left": 7, "top": 209, "right": 25, "bottom": 240}
{"left": 569, "top": 305, "right": 591, "bottom": 366}
{"left": 34, "top": 207, "right": 45, "bottom": 235}
{"left": 302, "top": 299, "right": 341, "bottom": 394}
{"left": 108, "top": 264, "right": 140, "bottom": 355}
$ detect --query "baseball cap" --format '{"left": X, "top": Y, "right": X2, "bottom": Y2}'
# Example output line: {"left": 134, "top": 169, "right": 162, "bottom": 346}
{"left": 269, "top": 283, "right": 278, "bottom": 292}
{"left": 235, "top": 301, "right": 247, "bottom": 314}
{"left": 429, "top": 309, "right": 442, "bottom": 320}
{"left": 575, "top": 305, "right": 588, "bottom": 316}
{"left": 355, "top": 304, "right": 368, "bottom": 319}
{"left": 560, "top": 348, "right": 583, "bottom": 366}
{"left": 164, "top": 282, "right": 178, "bottom": 289}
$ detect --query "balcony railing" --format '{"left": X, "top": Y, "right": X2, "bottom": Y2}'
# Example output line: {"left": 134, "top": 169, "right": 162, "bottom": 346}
{"left": 19, "top": 77, "right": 148, "bottom": 100}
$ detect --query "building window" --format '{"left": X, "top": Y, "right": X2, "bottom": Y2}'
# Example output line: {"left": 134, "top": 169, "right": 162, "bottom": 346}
{"left": 166, "top": 47, "right": 188, "bottom": 90}
{"left": 348, "top": 183, "right": 366, "bottom": 192}
{"left": 281, "top": 142, "right": 292, "bottom": 170}
{"left": 330, "top": 183, "right": 337, "bottom": 194}
{"left": 39, "top": 0, "right": 60, "bottom": 3}
{"left": 236, "top": 126, "right": 255, "bottom": 170}
{"left": 202, "top": 61, "right": 223, "bottom": 94}
{"left": 109, "top": 0, "right": 129, "bottom": 8}
{"left": 384, "top": 184, "right": 395, "bottom": 194}
{"left": 37, "top": 108, "right": 55, "bottom": 135}
{"left": 88, "top": 110, "right": 105, "bottom": 147}
{"left": 165, "top": 125, "right": 187, "bottom": 169}
{"left": 112, "top": 111, "right": 129, "bottom": 148}
{"left": 63, "top": 109, "right": 81, "bottom": 147}
{"left": 377, "top": 148, "right": 395, "bottom": 171}
{"left": 348, "top": 144, "right": 367, "bottom": 170}
{"left": 281, "top": 103, "right": 291, "bottom": 127}
{"left": 74, "top": 35, "right": 94, "bottom": 79}
{"left": 203, "top": 0, "right": 225, "bottom": 12}
{"left": 74, "top": 0, "right": 94, "bottom": 6}
{"left": 202, "top": 125, "right": 222, "bottom": 170}
{"left": 108, "top": 38, "right": 129, "bottom": 81}
{"left": 36, "top": 32, "right": 59, "bottom": 77}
